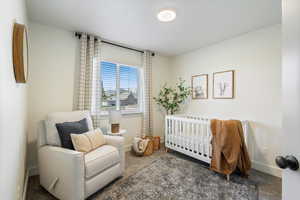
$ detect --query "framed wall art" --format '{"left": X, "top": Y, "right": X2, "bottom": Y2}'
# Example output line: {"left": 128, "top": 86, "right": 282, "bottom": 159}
{"left": 191, "top": 74, "right": 208, "bottom": 99}
{"left": 213, "top": 70, "right": 234, "bottom": 99}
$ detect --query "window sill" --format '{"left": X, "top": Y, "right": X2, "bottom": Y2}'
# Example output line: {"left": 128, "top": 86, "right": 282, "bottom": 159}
{"left": 122, "top": 111, "right": 143, "bottom": 116}
{"left": 96, "top": 111, "right": 143, "bottom": 118}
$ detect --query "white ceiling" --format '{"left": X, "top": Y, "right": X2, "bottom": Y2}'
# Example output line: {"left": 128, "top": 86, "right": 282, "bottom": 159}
{"left": 26, "top": 0, "right": 281, "bottom": 56}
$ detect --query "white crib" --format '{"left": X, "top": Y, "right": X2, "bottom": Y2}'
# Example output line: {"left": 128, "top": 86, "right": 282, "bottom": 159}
{"left": 165, "top": 115, "right": 249, "bottom": 164}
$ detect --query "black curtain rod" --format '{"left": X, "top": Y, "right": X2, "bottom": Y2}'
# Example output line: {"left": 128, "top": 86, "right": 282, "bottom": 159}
{"left": 75, "top": 32, "right": 155, "bottom": 56}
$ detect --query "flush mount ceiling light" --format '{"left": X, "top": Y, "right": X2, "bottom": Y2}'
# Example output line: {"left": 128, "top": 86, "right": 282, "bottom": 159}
{"left": 157, "top": 9, "right": 176, "bottom": 22}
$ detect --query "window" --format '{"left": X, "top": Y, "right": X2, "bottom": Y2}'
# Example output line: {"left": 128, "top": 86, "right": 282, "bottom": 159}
{"left": 101, "top": 62, "right": 117, "bottom": 110}
{"left": 100, "top": 61, "right": 141, "bottom": 114}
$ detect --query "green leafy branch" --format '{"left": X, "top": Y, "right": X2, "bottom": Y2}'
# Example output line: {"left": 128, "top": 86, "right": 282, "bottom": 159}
{"left": 153, "top": 78, "right": 191, "bottom": 115}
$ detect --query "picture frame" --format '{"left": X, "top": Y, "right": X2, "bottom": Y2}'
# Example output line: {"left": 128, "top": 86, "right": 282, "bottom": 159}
{"left": 191, "top": 74, "right": 208, "bottom": 99}
{"left": 213, "top": 70, "right": 234, "bottom": 99}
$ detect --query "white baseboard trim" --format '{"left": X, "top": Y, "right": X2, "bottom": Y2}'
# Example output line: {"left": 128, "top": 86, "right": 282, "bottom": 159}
{"left": 252, "top": 160, "right": 282, "bottom": 178}
{"left": 22, "top": 170, "right": 29, "bottom": 200}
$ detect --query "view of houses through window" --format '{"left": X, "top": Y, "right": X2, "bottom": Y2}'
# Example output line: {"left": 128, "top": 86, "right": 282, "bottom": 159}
{"left": 101, "top": 61, "right": 140, "bottom": 112}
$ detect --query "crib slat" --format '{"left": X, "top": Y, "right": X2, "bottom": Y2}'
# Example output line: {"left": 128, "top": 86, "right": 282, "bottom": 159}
{"left": 172, "top": 119, "right": 175, "bottom": 147}
{"left": 191, "top": 123, "right": 195, "bottom": 153}
{"left": 201, "top": 120, "right": 204, "bottom": 156}
{"left": 188, "top": 121, "right": 190, "bottom": 151}
{"left": 205, "top": 120, "right": 208, "bottom": 156}
{"left": 166, "top": 118, "right": 168, "bottom": 145}
{"left": 186, "top": 121, "right": 188, "bottom": 150}
{"left": 170, "top": 118, "right": 172, "bottom": 146}
{"left": 191, "top": 123, "right": 194, "bottom": 152}
{"left": 182, "top": 122, "right": 186, "bottom": 149}
{"left": 175, "top": 120, "right": 178, "bottom": 147}
{"left": 187, "top": 121, "right": 189, "bottom": 150}
{"left": 182, "top": 121, "right": 185, "bottom": 149}
{"left": 180, "top": 120, "right": 183, "bottom": 148}
{"left": 196, "top": 123, "right": 199, "bottom": 154}
{"left": 189, "top": 122, "right": 192, "bottom": 151}
{"left": 203, "top": 121, "right": 206, "bottom": 156}
{"left": 165, "top": 118, "right": 168, "bottom": 145}
{"left": 169, "top": 118, "right": 171, "bottom": 145}
{"left": 173, "top": 119, "right": 175, "bottom": 147}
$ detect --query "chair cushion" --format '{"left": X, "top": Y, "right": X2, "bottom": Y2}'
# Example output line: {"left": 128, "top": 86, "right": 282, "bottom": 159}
{"left": 84, "top": 145, "right": 120, "bottom": 179}
{"left": 45, "top": 111, "right": 94, "bottom": 146}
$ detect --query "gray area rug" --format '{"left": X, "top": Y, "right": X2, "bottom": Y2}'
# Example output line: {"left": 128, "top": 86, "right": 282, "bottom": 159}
{"left": 100, "top": 155, "right": 258, "bottom": 200}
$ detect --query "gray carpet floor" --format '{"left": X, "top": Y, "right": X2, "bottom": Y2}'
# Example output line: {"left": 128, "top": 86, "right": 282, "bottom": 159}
{"left": 26, "top": 148, "right": 281, "bottom": 200}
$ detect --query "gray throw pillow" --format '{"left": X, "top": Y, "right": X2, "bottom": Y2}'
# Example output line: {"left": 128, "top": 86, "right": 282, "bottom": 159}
{"left": 55, "top": 118, "right": 89, "bottom": 150}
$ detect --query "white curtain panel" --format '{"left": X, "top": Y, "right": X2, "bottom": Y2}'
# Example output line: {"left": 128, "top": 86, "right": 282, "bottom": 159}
{"left": 142, "top": 51, "right": 153, "bottom": 137}
{"left": 77, "top": 34, "right": 102, "bottom": 128}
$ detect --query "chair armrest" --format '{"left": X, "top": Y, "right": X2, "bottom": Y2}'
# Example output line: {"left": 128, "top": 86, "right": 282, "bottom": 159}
{"left": 104, "top": 135, "right": 124, "bottom": 149}
{"left": 104, "top": 135, "right": 125, "bottom": 173}
{"left": 38, "top": 145, "right": 85, "bottom": 200}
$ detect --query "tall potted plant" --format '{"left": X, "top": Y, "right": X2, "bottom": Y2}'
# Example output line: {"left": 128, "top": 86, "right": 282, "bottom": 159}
{"left": 154, "top": 79, "right": 191, "bottom": 115}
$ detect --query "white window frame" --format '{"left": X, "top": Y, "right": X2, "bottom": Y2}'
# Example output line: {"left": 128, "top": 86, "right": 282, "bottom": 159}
{"left": 100, "top": 60, "right": 143, "bottom": 116}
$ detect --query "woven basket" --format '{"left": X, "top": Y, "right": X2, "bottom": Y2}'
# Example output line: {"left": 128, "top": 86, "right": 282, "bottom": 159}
{"left": 142, "top": 136, "right": 154, "bottom": 156}
{"left": 153, "top": 136, "right": 160, "bottom": 151}
{"left": 143, "top": 139, "right": 154, "bottom": 156}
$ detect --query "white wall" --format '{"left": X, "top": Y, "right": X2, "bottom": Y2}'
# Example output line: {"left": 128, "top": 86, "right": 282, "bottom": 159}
{"left": 170, "top": 25, "right": 282, "bottom": 177}
{"left": 0, "top": 0, "right": 28, "bottom": 199}
{"left": 27, "top": 23, "right": 78, "bottom": 170}
{"left": 27, "top": 22, "right": 171, "bottom": 171}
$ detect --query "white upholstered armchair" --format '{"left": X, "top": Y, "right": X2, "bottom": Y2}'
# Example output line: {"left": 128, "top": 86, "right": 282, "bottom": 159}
{"left": 37, "top": 111, "right": 125, "bottom": 200}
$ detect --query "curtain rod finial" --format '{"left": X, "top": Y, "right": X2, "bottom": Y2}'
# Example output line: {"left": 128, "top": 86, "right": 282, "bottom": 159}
{"left": 75, "top": 32, "right": 82, "bottom": 39}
